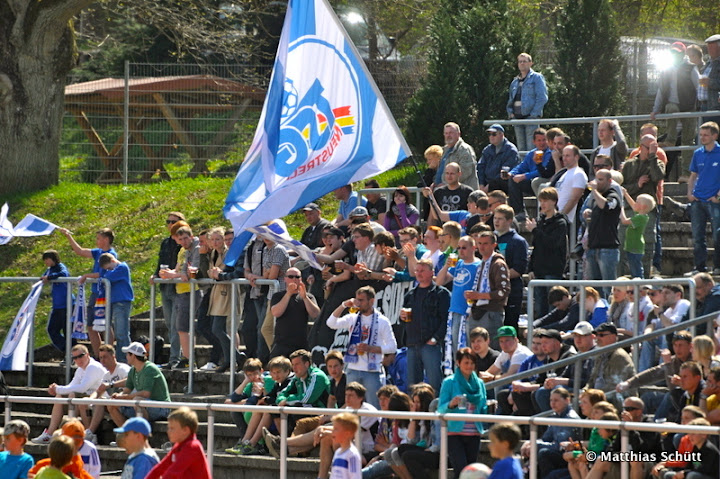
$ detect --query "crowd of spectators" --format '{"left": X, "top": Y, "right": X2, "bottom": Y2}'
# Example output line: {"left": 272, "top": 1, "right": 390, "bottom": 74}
{"left": 21, "top": 40, "right": 720, "bottom": 479}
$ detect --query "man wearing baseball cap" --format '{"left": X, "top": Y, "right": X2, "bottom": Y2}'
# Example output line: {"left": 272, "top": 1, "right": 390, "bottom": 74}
{"left": 651, "top": 41, "right": 699, "bottom": 182}
{"left": 300, "top": 203, "right": 331, "bottom": 249}
{"left": 477, "top": 124, "right": 520, "bottom": 194}
{"left": 478, "top": 326, "right": 532, "bottom": 403}
{"left": 349, "top": 206, "right": 385, "bottom": 234}
{"left": 107, "top": 342, "right": 171, "bottom": 427}
{"left": 114, "top": 417, "right": 159, "bottom": 479}
{"left": 585, "top": 323, "right": 636, "bottom": 408}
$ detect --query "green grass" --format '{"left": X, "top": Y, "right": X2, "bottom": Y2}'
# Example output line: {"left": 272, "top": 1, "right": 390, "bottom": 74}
{"left": 0, "top": 163, "right": 421, "bottom": 348}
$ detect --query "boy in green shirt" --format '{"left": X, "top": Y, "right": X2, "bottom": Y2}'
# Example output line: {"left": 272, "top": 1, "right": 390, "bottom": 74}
{"left": 620, "top": 191, "right": 656, "bottom": 278}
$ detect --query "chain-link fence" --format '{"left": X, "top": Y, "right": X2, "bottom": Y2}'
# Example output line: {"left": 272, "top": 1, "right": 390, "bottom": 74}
{"left": 59, "top": 60, "right": 427, "bottom": 183}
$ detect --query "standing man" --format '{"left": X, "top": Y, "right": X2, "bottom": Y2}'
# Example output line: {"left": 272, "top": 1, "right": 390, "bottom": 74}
{"left": 401, "top": 259, "right": 450, "bottom": 394}
{"left": 327, "top": 286, "right": 398, "bottom": 407}
{"left": 494, "top": 205, "right": 528, "bottom": 330}
{"left": 583, "top": 169, "right": 621, "bottom": 295}
{"left": 477, "top": 124, "right": 520, "bottom": 193}
{"left": 434, "top": 122, "right": 479, "bottom": 190}
{"left": 300, "top": 203, "right": 331, "bottom": 249}
{"left": 590, "top": 119, "right": 627, "bottom": 171}
{"left": 465, "top": 231, "right": 511, "bottom": 349}
{"left": 269, "top": 267, "right": 320, "bottom": 359}
{"left": 701, "top": 34, "right": 720, "bottom": 122}
{"left": 687, "top": 121, "right": 720, "bottom": 275}
{"left": 555, "top": 145, "right": 588, "bottom": 224}
{"left": 507, "top": 52, "right": 548, "bottom": 152}
{"left": 430, "top": 162, "right": 474, "bottom": 221}
{"left": 98, "top": 253, "right": 134, "bottom": 356}
{"left": 58, "top": 227, "right": 117, "bottom": 357}
{"left": 149, "top": 212, "right": 183, "bottom": 367}
{"left": 650, "top": 42, "right": 699, "bottom": 182}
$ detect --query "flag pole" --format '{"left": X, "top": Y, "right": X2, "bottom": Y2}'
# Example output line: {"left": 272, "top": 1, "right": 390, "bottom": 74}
{"left": 409, "top": 155, "right": 443, "bottom": 222}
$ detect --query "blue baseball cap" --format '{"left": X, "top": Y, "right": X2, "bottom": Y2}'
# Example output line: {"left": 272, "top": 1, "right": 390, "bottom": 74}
{"left": 114, "top": 417, "right": 152, "bottom": 436}
{"left": 486, "top": 124, "right": 505, "bottom": 133}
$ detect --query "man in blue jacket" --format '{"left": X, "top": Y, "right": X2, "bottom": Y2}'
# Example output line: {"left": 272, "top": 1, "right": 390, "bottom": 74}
{"left": 99, "top": 253, "right": 134, "bottom": 358}
{"left": 477, "top": 124, "right": 520, "bottom": 194}
{"left": 507, "top": 52, "right": 548, "bottom": 152}
{"left": 507, "top": 127, "right": 552, "bottom": 221}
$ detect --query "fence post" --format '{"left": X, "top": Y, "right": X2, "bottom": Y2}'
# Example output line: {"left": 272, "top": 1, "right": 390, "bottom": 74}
{"left": 4, "top": 397, "right": 11, "bottom": 424}
{"left": 280, "top": 412, "right": 288, "bottom": 479}
{"left": 579, "top": 286, "right": 587, "bottom": 323}
{"left": 65, "top": 281, "right": 73, "bottom": 383}
{"left": 529, "top": 421, "right": 538, "bottom": 479}
{"left": 230, "top": 283, "right": 237, "bottom": 394}
{"left": 527, "top": 283, "right": 534, "bottom": 349}
{"left": 104, "top": 279, "right": 112, "bottom": 346}
{"left": 632, "top": 284, "right": 640, "bottom": 370}
{"left": 28, "top": 310, "right": 35, "bottom": 388}
{"left": 149, "top": 282, "right": 156, "bottom": 363}
{"left": 439, "top": 419, "right": 448, "bottom": 479}
{"left": 123, "top": 60, "right": 130, "bottom": 185}
{"left": 207, "top": 405, "right": 215, "bottom": 472}
{"left": 188, "top": 280, "right": 196, "bottom": 394}
{"left": 620, "top": 428, "right": 629, "bottom": 479}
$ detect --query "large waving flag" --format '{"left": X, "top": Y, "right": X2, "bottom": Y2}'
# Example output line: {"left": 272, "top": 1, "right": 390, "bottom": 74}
{"left": 223, "top": 0, "right": 411, "bottom": 265}
{"left": 0, "top": 281, "right": 43, "bottom": 371}
{"left": 0, "top": 204, "right": 58, "bottom": 244}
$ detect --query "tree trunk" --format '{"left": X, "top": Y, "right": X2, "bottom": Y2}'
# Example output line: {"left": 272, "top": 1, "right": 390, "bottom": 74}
{"left": 0, "top": 0, "right": 94, "bottom": 195}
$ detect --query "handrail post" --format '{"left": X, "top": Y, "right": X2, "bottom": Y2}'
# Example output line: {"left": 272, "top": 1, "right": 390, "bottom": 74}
{"left": 529, "top": 421, "right": 538, "bottom": 479}
{"left": 632, "top": 284, "right": 640, "bottom": 370}
{"left": 579, "top": 286, "right": 587, "bottom": 323}
{"left": 104, "top": 279, "right": 112, "bottom": 346}
{"left": 28, "top": 304, "right": 35, "bottom": 387}
{"left": 592, "top": 121, "right": 599, "bottom": 149}
{"left": 149, "top": 281, "right": 156, "bottom": 363}
{"left": 439, "top": 419, "right": 448, "bottom": 479}
{"left": 620, "top": 428, "right": 629, "bottom": 479}
{"left": 206, "top": 405, "right": 215, "bottom": 472}
{"left": 4, "top": 396, "right": 11, "bottom": 424}
{"left": 573, "top": 358, "right": 582, "bottom": 411}
{"left": 527, "top": 283, "right": 534, "bottom": 348}
{"left": 65, "top": 281, "right": 73, "bottom": 383}
{"left": 230, "top": 283, "right": 237, "bottom": 394}
{"left": 569, "top": 221, "right": 577, "bottom": 280}
{"left": 188, "top": 280, "right": 196, "bottom": 394}
{"left": 280, "top": 412, "right": 288, "bottom": 479}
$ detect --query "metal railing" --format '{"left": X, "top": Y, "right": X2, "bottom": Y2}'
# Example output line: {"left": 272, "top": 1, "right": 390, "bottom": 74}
{"left": 485, "top": 309, "right": 716, "bottom": 413}
{"left": 483, "top": 110, "right": 720, "bottom": 154}
{"left": 0, "top": 276, "right": 112, "bottom": 386}
{"left": 149, "top": 277, "right": 279, "bottom": 394}
{"left": 4, "top": 394, "right": 720, "bottom": 479}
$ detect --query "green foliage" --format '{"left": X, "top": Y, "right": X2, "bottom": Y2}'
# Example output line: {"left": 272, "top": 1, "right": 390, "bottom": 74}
{"left": 0, "top": 164, "right": 416, "bottom": 347}
{"left": 552, "top": 0, "right": 625, "bottom": 143}
{"left": 404, "top": 0, "right": 532, "bottom": 154}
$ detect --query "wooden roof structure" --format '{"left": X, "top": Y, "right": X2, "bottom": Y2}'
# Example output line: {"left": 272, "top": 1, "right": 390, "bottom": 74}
{"left": 64, "top": 75, "right": 266, "bottom": 182}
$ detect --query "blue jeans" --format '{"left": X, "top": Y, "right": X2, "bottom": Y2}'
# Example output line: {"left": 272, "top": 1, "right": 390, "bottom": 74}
{"left": 407, "top": 343, "right": 443, "bottom": 395}
{"left": 690, "top": 200, "right": 720, "bottom": 271}
{"left": 467, "top": 310, "right": 504, "bottom": 350}
{"left": 513, "top": 123, "right": 539, "bottom": 152}
{"left": 627, "top": 252, "right": 644, "bottom": 279}
{"left": 251, "top": 297, "right": 270, "bottom": 363}
{"left": 508, "top": 177, "right": 534, "bottom": 218}
{"left": 47, "top": 308, "right": 74, "bottom": 352}
{"left": 653, "top": 204, "right": 663, "bottom": 270}
{"left": 639, "top": 335, "right": 667, "bottom": 372}
{"left": 112, "top": 301, "right": 132, "bottom": 360}
{"left": 211, "top": 315, "right": 232, "bottom": 366}
{"left": 448, "top": 435, "right": 480, "bottom": 479}
{"left": 585, "top": 248, "right": 619, "bottom": 297}
{"left": 160, "top": 286, "right": 180, "bottom": 363}
{"left": 532, "top": 386, "right": 556, "bottom": 413}
{"left": 347, "top": 369, "right": 383, "bottom": 408}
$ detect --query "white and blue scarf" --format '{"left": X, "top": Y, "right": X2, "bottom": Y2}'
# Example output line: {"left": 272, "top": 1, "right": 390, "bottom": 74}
{"left": 345, "top": 309, "right": 381, "bottom": 371}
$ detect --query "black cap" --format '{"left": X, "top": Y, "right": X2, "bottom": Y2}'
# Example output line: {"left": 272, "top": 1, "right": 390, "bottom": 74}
{"left": 302, "top": 203, "right": 320, "bottom": 211}
{"left": 324, "top": 227, "right": 345, "bottom": 238}
{"left": 593, "top": 322, "right": 617, "bottom": 335}
{"left": 536, "top": 329, "right": 562, "bottom": 342}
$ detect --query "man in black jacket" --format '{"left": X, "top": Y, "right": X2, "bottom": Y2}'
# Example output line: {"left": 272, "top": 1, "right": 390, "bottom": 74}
{"left": 401, "top": 259, "right": 450, "bottom": 394}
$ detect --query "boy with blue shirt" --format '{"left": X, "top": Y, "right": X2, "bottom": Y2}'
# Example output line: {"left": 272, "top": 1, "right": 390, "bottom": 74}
{"left": 114, "top": 417, "right": 159, "bottom": 479}
{"left": 0, "top": 420, "right": 34, "bottom": 479}
{"left": 99, "top": 253, "right": 134, "bottom": 357}
{"left": 688, "top": 121, "right": 720, "bottom": 275}
{"left": 508, "top": 128, "right": 552, "bottom": 220}
{"left": 436, "top": 236, "right": 481, "bottom": 352}
{"left": 488, "top": 423, "right": 523, "bottom": 479}
{"left": 41, "top": 250, "right": 74, "bottom": 353}
{"left": 60, "top": 227, "right": 117, "bottom": 357}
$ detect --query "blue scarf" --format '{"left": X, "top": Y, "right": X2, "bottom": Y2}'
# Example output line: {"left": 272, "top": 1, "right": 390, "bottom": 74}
{"left": 71, "top": 283, "right": 88, "bottom": 340}
{"left": 451, "top": 367, "right": 484, "bottom": 405}
{"left": 345, "top": 309, "right": 381, "bottom": 371}
{"left": 443, "top": 312, "right": 467, "bottom": 376}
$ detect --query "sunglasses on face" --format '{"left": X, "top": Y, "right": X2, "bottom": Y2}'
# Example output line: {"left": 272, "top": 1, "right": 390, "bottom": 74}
{"left": 286, "top": 275, "right": 301, "bottom": 279}
{"left": 487, "top": 132, "right": 499, "bottom": 137}
{"left": 166, "top": 219, "right": 178, "bottom": 224}
{"left": 71, "top": 352, "right": 86, "bottom": 360}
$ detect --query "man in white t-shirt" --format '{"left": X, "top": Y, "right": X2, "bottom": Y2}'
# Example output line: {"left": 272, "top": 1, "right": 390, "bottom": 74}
{"left": 555, "top": 145, "right": 588, "bottom": 223}
{"left": 639, "top": 284, "right": 691, "bottom": 371}
{"left": 327, "top": 286, "right": 398, "bottom": 408}
{"left": 478, "top": 326, "right": 532, "bottom": 387}
{"left": 32, "top": 344, "right": 107, "bottom": 444}
{"left": 79, "top": 344, "right": 131, "bottom": 444}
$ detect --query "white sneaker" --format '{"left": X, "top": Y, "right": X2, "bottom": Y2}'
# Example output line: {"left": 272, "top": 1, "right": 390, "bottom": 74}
{"left": 85, "top": 430, "right": 97, "bottom": 444}
{"left": 199, "top": 362, "right": 218, "bottom": 371}
{"left": 32, "top": 430, "right": 52, "bottom": 444}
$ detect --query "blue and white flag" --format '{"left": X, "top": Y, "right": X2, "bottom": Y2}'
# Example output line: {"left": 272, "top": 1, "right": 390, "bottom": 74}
{"left": 0, "top": 281, "right": 43, "bottom": 371}
{"left": 248, "top": 221, "right": 324, "bottom": 271}
{"left": 223, "top": 0, "right": 411, "bottom": 265}
{"left": 0, "top": 203, "right": 12, "bottom": 245}
{"left": 71, "top": 283, "right": 89, "bottom": 340}
{"left": 12, "top": 214, "right": 58, "bottom": 237}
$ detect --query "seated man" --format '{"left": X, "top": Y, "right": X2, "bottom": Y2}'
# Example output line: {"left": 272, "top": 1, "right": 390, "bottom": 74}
{"left": 497, "top": 330, "right": 546, "bottom": 416}
{"left": 263, "top": 381, "right": 378, "bottom": 479}
{"left": 32, "top": 345, "right": 107, "bottom": 444}
{"left": 78, "top": 344, "right": 131, "bottom": 444}
{"left": 107, "top": 342, "right": 171, "bottom": 426}
{"left": 585, "top": 323, "right": 636, "bottom": 409}
{"left": 507, "top": 127, "right": 552, "bottom": 221}
{"left": 665, "top": 361, "right": 705, "bottom": 424}
{"left": 532, "top": 286, "right": 580, "bottom": 332}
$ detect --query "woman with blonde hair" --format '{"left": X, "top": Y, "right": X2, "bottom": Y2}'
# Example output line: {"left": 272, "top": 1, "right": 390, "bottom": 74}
{"left": 608, "top": 278, "right": 633, "bottom": 337}
{"left": 207, "top": 227, "right": 234, "bottom": 372}
{"left": 692, "top": 335, "right": 720, "bottom": 379}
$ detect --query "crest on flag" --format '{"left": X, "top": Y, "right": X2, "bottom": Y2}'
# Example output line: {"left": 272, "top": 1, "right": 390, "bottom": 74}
{"left": 223, "top": 0, "right": 411, "bottom": 264}
{"left": 71, "top": 283, "right": 89, "bottom": 340}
